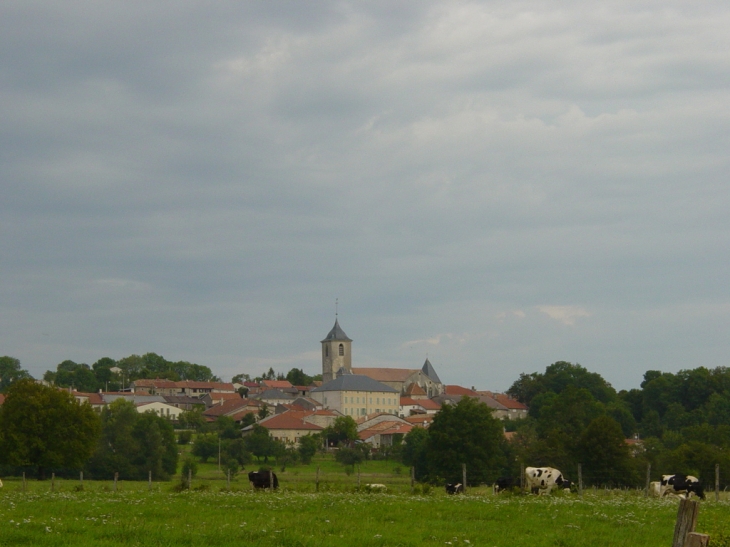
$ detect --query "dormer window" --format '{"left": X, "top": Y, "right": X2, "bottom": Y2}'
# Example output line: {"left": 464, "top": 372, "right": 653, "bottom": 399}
{"left": 339, "top": 344, "right": 344, "bottom": 356}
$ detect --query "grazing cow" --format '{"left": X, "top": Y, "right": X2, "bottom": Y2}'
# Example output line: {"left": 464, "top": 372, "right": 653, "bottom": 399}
{"left": 365, "top": 483, "right": 387, "bottom": 492}
{"left": 524, "top": 467, "right": 569, "bottom": 495}
{"left": 660, "top": 474, "right": 705, "bottom": 499}
{"left": 494, "top": 477, "right": 519, "bottom": 493}
{"left": 445, "top": 483, "right": 464, "bottom": 495}
{"left": 248, "top": 471, "right": 279, "bottom": 490}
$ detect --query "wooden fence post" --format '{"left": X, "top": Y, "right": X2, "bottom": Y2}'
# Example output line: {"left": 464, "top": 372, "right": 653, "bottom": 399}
{"left": 462, "top": 463, "right": 467, "bottom": 494}
{"left": 520, "top": 462, "right": 525, "bottom": 493}
{"left": 51, "top": 473, "right": 55, "bottom": 492}
{"left": 672, "top": 498, "right": 701, "bottom": 547}
{"left": 80, "top": 471, "right": 83, "bottom": 488}
{"left": 114, "top": 472, "right": 118, "bottom": 492}
{"left": 268, "top": 469, "right": 273, "bottom": 493}
{"left": 410, "top": 466, "right": 415, "bottom": 494}
{"left": 188, "top": 468, "right": 192, "bottom": 490}
{"left": 148, "top": 470, "right": 152, "bottom": 491}
{"left": 577, "top": 464, "right": 583, "bottom": 498}
{"left": 316, "top": 467, "right": 320, "bottom": 492}
{"left": 22, "top": 471, "right": 26, "bottom": 492}
{"left": 645, "top": 463, "right": 651, "bottom": 497}
{"left": 227, "top": 469, "right": 231, "bottom": 489}
{"left": 715, "top": 463, "right": 720, "bottom": 502}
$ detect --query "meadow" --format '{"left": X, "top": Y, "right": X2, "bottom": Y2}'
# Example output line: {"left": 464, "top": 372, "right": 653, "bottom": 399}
{"left": 2, "top": 456, "right": 730, "bottom": 547}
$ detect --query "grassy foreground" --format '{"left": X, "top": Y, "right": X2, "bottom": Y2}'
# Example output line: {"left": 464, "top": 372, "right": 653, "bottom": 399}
{"left": 2, "top": 486, "right": 730, "bottom": 547}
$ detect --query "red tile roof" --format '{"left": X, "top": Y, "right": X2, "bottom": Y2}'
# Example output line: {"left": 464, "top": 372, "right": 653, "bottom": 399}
{"left": 404, "top": 383, "right": 426, "bottom": 396}
{"left": 203, "top": 398, "right": 258, "bottom": 417}
{"left": 262, "top": 380, "right": 294, "bottom": 389}
{"left": 445, "top": 385, "right": 479, "bottom": 396}
{"left": 259, "top": 413, "right": 323, "bottom": 431}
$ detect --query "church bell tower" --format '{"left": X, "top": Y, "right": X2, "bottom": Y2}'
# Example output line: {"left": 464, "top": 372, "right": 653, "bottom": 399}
{"left": 321, "top": 318, "right": 352, "bottom": 383}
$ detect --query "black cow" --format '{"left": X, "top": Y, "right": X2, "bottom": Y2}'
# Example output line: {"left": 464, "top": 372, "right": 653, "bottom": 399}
{"left": 660, "top": 474, "right": 704, "bottom": 499}
{"left": 494, "top": 477, "right": 518, "bottom": 493}
{"left": 249, "top": 471, "right": 279, "bottom": 490}
{"left": 445, "top": 483, "right": 464, "bottom": 495}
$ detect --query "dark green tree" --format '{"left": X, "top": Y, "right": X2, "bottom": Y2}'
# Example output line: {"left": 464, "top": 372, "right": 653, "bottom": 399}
{"left": 576, "top": 415, "right": 635, "bottom": 487}
{"left": 426, "top": 396, "right": 506, "bottom": 485}
{"left": 322, "top": 416, "right": 358, "bottom": 447}
{"left": 0, "top": 356, "right": 32, "bottom": 392}
{"left": 402, "top": 426, "right": 430, "bottom": 480}
{"left": 244, "top": 424, "right": 282, "bottom": 462}
{"left": 86, "top": 399, "right": 178, "bottom": 480}
{"left": 297, "top": 433, "right": 320, "bottom": 464}
{"left": 192, "top": 433, "right": 219, "bottom": 463}
{"left": 0, "top": 379, "right": 100, "bottom": 478}
{"left": 286, "top": 368, "right": 313, "bottom": 386}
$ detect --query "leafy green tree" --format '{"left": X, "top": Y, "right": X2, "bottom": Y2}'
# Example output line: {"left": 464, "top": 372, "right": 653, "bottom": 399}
{"left": 0, "top": 356, "right": 32, "bottom": 392}
{"left": 179, "top": 408, "right": 206, "bottom": 430}
{"left": 426, "top": 397, "right": 506, "bottom": 484}
{"left": 508, "top": 361, "right": 616, "bottom": 406}
{"left": 576, "top": 415, "right": 635, "bottom": 487}
{"left": 0, "top": 379, "right": 100, "bottom": 478}
{"left": 215, "top": 416, "right": 240, "bottom": 440}
{"left": 258, "top": 403, "right": 270, "bottom": 420}
{"left": 244, "top": 424, "right": 282, "bottom": 462}
{"left": 232, "top": 373, "right": 251, "bottom": 384}
{"left": 192, "top": 433, "right": 219, "bottom": 463}
{"left": 240, "top": 412, "right": 256, "bottom": 428}
{"left": 402, "top": 427, "right": 430, "bottom": 480}
{"left": 335, "top": 446, "right": 364, "bottom": 468}
{"left": 86, "top": 399, "right": 178, "bottom": 480}
{"left": 286, "top": 368, "right": 313, "bottom": 386}
{"left": 223, "top": 438, "right": 252, "bottom": 467}
{"left": 298, "top": 433, "right": 320, "bottom": 464}
{"left": 322, "top": 416, "right": 358, "bottom": 447}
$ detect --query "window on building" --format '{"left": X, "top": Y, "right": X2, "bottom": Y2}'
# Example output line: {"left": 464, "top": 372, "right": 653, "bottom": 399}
{"left": 339, "top": 344, "right": 344, "bottom": 356}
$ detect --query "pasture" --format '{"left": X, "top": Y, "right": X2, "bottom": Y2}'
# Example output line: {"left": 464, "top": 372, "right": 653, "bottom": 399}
{"left": 3, "top": 483, "right": 730, "bottom": 547}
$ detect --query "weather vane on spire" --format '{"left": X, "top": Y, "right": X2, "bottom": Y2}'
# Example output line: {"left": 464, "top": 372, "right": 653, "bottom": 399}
{"left": 335, "top": 297, "right": 338, "bottom": 318}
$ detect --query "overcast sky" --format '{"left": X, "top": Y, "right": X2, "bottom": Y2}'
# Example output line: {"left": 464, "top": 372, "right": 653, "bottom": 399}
{"left": 2, "top": 1, "right": 729, "bottom": 391}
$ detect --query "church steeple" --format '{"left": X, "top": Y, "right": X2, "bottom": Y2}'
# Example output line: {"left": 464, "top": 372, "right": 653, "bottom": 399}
{"left": 321, "top": 317, "right": 352, "bottom": 383}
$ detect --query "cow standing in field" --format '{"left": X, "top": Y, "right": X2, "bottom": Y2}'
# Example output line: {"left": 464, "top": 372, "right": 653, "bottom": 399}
{"left": 365, "top": 483, "right": 387, "bottom": 492}
{"left": 524, "top": 467, "right": 569, "bottom": 495}
{"left": 660, "top": 474, "right": 704, "bottom": 499}
{"left": 249, "top": 471, "right": 279, "bottom": 490}
{"left": 445, "top": 483, "right": 464, "bottom": 494}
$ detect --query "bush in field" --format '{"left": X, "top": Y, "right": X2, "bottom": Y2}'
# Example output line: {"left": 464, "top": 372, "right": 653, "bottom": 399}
{"left": 178, "top": 430, "right": 192, "bottom": 444}
{"left": 181, "top": 457, "right": 198, "bottom": 481}
{"left": 86, "top": 399, "right": 178, "bottom": 481}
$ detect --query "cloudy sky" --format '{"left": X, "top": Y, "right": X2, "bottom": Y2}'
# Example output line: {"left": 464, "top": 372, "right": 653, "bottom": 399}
{"left": 2, "top": 1, "right": 729, "bottom": 391}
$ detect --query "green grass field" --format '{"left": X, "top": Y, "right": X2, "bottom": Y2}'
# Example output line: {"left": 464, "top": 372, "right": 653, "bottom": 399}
{"left": 2, "top": 456, "right": 730, "bottom": 547}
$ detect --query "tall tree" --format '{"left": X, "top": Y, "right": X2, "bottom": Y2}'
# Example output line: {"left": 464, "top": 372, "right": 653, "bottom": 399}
{"left": 426, "top": 396, "right": 506, "bottom": 485}
{"left": 0, "top": 356, "right": 32, "bottom": 392}
{"left": 576, "top": 415, "right": 635, "bottom": 487}
{"left": 0, "top": 379, "right": 100, "bottom": 478}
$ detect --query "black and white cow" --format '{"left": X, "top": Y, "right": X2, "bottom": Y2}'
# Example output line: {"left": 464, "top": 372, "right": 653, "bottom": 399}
{"left": 249, "top": 471, "right": 279, "bottom": 490}
{"left": 524, "top": 467, "right": 569, "bottom": 495}
{"left": 494, "top": 477, "right": 518, "bottom": 493}
{"left": 445, "top": 483, "right": 464, "bottom": 495}
{"left": 660, "top": 474, "right": 704, "bottom": 499}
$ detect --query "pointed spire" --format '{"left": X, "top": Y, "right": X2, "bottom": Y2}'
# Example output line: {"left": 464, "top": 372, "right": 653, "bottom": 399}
{"left": 321, "top": 318, "right": 352, "bottom": 342}
{"left": 422, "top": 358, "right": 442, "bottom": 383}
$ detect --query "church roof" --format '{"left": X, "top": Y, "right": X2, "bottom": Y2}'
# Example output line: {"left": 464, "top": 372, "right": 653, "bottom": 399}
{"left": 321, "top": 319, "right": 352, "bottom": 342}
{"left": 421, "top": 358, "right": 442, "bottom": 384}
{"left": 311, "top": 374, "right": 398, "bottom": 394}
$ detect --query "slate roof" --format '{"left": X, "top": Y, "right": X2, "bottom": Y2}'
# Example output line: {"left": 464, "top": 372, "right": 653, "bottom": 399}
{"left": 321, "top": 319, "right": 352, "bottom": 342}
{"left": 311, "top": 374, "right": 398, "bottom": 393}
{"left": 421, "top": 358, "right": 442, "bottom": 384}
